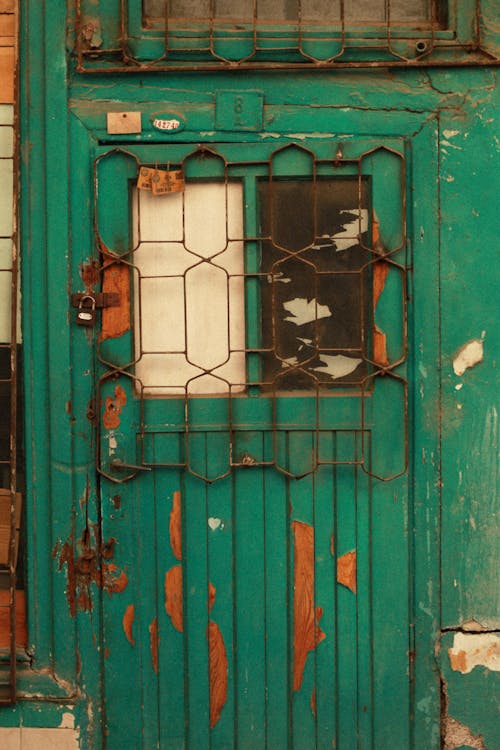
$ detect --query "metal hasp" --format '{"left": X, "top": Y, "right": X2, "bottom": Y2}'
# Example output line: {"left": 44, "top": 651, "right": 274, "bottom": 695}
{"left": 71, "top": 291, "right": 120, "bottom": 327}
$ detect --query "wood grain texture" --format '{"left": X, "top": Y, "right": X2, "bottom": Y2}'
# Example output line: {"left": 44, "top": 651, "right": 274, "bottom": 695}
{"left": 0, "top": 46, "right": 14, "bottom": 103}
{"left": 100, "top": 244, "right": 131, "bottom": 341}
{"left": 149, "top": 616, "right": 159, "bottom": 674}
{"left": 292, "top": 520, "right": 325, "bottom": 692}
{"left": 169, "top": 491, "right": 182, "bottom": 560}
{"left": 0, "top": 589, "right": 26, "bottom": 647}
{"left": 207, "top": 621, "right": 228, "bottom": 729}
{"left": 373, "top": 261, "right": 390, "bottom": 366}
{"left": 337, "top": 550, "right": 357, "bottom": 594}
{"left": 122, "top": 604, "right": 135, "bottom": 645}
{"left": 165, "top": 564, "right": 183, "bottom": 632}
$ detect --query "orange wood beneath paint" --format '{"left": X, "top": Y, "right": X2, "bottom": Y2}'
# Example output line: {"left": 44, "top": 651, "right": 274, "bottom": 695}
{"left": 292, "top": 521, "right": 325, "bottom": 692}
{"left": 207, "top": 621, "right": 228, "bottom": 729}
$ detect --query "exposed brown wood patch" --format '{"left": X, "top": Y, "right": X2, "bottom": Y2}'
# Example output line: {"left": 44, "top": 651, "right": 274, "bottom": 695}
{"left": 0, "top": 590, "right": 27, "bottom": 648}
{"left": 169, "top": 491, "right": 182, "bottom": 561}
{"left": 122, "top": 604, "right": 135, "bottom": 646}
{"left": 337, "top": 550, "right": 357, "bottom": 594}
{"left": 373, "top": 261, "right": 390, "bottom": 367}
{"left": 165, "top": 564, "right": 183, "bottom": 632}
{"left": 100, "top": 244, "right": 131, "bottom": 341}
{"left": 448, "top": 649, "right": 467, "bottom": 673}
{"left": 292, "top": 520, "right": 326, "bottom": 692}
{"left": 103, "top": 384, "right": 127, "bottom": 430}
{"left": 149, "top": 616, "right": 159, "bottom": 674}
{"left": 0, "top": 1, "right": 15, "bottom": 13}
{"left": 207, "top": 621, "right": 228, "bottom": 729}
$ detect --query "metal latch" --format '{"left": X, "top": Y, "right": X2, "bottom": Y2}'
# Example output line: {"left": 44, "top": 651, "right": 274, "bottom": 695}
{"left": 71, "top": 292, "right": 120, "bottom": 328}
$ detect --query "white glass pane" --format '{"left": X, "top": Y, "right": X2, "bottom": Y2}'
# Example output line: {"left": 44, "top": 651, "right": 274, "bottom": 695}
{"left": 133, "top": 182, "right": 245, "bottom": 395}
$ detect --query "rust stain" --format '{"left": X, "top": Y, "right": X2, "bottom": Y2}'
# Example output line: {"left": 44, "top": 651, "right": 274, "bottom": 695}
{"left": 169, "top": 490, "right": 182, "bottom": 561}
{"left": 311, "top": 687, "right": 317, "bottom": 718}
{"left": 292, "top": 520, "right": 326, "bottom": 692}
{"left": 80, "top": 259, "right": 100, "bottom": 291}
{"left": 372, "top": 261, "right": 390, "bottom": 367}
{"left": 103, "top": 384, "right": 127, "bottom": 430}
{"left": 330, "top": 532, "right": 335, "bottom": 557}
{"left": 165, "top": 564, "right": 183, "bottom": 632}
{"left": 337, "top": 550, "right": 357, "bottom": 594}
{"left": 102, "top": 563, "right": 128, "bottom": 594}
{"left": 149, "top": 616, "right": 159, "bottom": 674}
{"left": 57, "top": 530, "right": 128, "bottom": 615}
{"left": 122, "top": 604, "right": 136, "bottom": 645}
{"left": 100, "top": 242, "right": 131, "bottom": 341}
{"left": 208, "top": 581, "right": 216, "bottom": 612}
{"left": 104, "top": 647, "right": 110, "bottom": 659}
{"left": 58, "top": 537, "right": 77, "bottom": 617}
{"left": 208, "top": 621, "right": 228, "bottom": 729}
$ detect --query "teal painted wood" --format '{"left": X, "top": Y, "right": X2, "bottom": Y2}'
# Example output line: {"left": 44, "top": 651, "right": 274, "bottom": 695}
{"left": 19, "top": 4, "right": 499, "bottom": 745}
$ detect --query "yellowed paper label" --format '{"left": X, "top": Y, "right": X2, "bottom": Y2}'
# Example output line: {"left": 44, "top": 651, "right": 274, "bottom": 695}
{"left": 151, "top": 168, "right": 185, "bottom": 195}
{"left": 137, "top": 167, "right": 153, "bottom": 191}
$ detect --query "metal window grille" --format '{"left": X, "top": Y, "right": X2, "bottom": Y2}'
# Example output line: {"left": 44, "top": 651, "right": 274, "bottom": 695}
{"left": 94, "top": 143, "right": 408, "bottom": 484}
{"left": 74, "top": 0, "right": 498, "bottom": 72}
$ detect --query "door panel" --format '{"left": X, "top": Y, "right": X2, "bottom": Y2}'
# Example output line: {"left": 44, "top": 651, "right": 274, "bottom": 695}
{"left": 79, "top": 133, "right": 433, "bottom": 748}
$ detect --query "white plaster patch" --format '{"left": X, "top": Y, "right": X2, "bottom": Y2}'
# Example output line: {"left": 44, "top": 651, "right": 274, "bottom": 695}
{"left": 443, "top": 129, "right": 460, "bottom": 139}
{"left": 108, "top": 434, "right": 117, "bottom": 455}
{"left": 283, "top": 297, "right": 332, "bottom": 325}
{"left": 331, "top": 209, "right": 369, "bottom": 252}
{"left": 455, "top": 383, "right": 463, "bottom": 391}
{"left": 313, "top": 354, "right": 362, "bottom": 379}
{"left": 448, "top": 632, "right": 500, "bottom": 674}
{"left": 208, "top": 517, "right": 222, "bottom": 531}
{"left": 441, "top": 139, "right": 462, "bottom": 150}
{"left": 20, "top": 728, "right": 80, "bottom": 750}
{"left": 453, "top": 339, "right": 484, "bottom": 376}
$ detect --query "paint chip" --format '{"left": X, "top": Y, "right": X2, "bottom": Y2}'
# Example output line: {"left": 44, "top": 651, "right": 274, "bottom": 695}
{"left": 208, "top": 517, "right": 222, "bottom": 531}
{"left": 313, "top": 354, "right": 362, "bottom": 379}
{"left": 283, "top": 297, "right": 332, "bottom": 325}
{"left": 453, "top": 339, "right": 484, "bottom": 376}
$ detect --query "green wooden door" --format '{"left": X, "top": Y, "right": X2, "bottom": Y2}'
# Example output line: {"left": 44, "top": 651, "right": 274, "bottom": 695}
{"left": 72, "top": 126, "right": 438, "bottom": 749}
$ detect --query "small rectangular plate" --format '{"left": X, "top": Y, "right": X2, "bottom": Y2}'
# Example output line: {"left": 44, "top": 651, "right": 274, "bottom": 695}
{"left": 107, "top": 111, "right": 142, "bottom": 134}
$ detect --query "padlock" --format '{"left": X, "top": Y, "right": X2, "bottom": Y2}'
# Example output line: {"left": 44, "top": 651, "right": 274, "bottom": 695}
{"left": 76, "top": 294, "right": 97, "bottom": 327}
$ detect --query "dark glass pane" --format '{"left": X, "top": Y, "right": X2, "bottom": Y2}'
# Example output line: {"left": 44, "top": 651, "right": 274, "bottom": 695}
{"left": 145, "top": 0, "right": 435, "bottom": 22}
{"left": 260, "top": 179, "right": 370, "bottom": 390}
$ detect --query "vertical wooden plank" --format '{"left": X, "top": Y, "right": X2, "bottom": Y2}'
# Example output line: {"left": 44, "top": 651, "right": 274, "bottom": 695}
{"left": 184, "top": 434, "right": 211, "bottom": 749}
{"left": 206, "top": 433, "right": 233, "bottom": 748}
{"left": 334, "top": 455, "right": 359, "bottom": 749}
{"left": 289, "top": 431, "right": 320, "bottom": 750}
{"left": 264, "top": 434, "right": 290, "bottom": 749}
{"left": 158, "top": 479, "right": 186, "bottom": 750}
{"left": 233, "top": 431, "right": 266, "bottom": 748}
{"left": 314, "top": 436, "right": 338, "bottom": 750}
